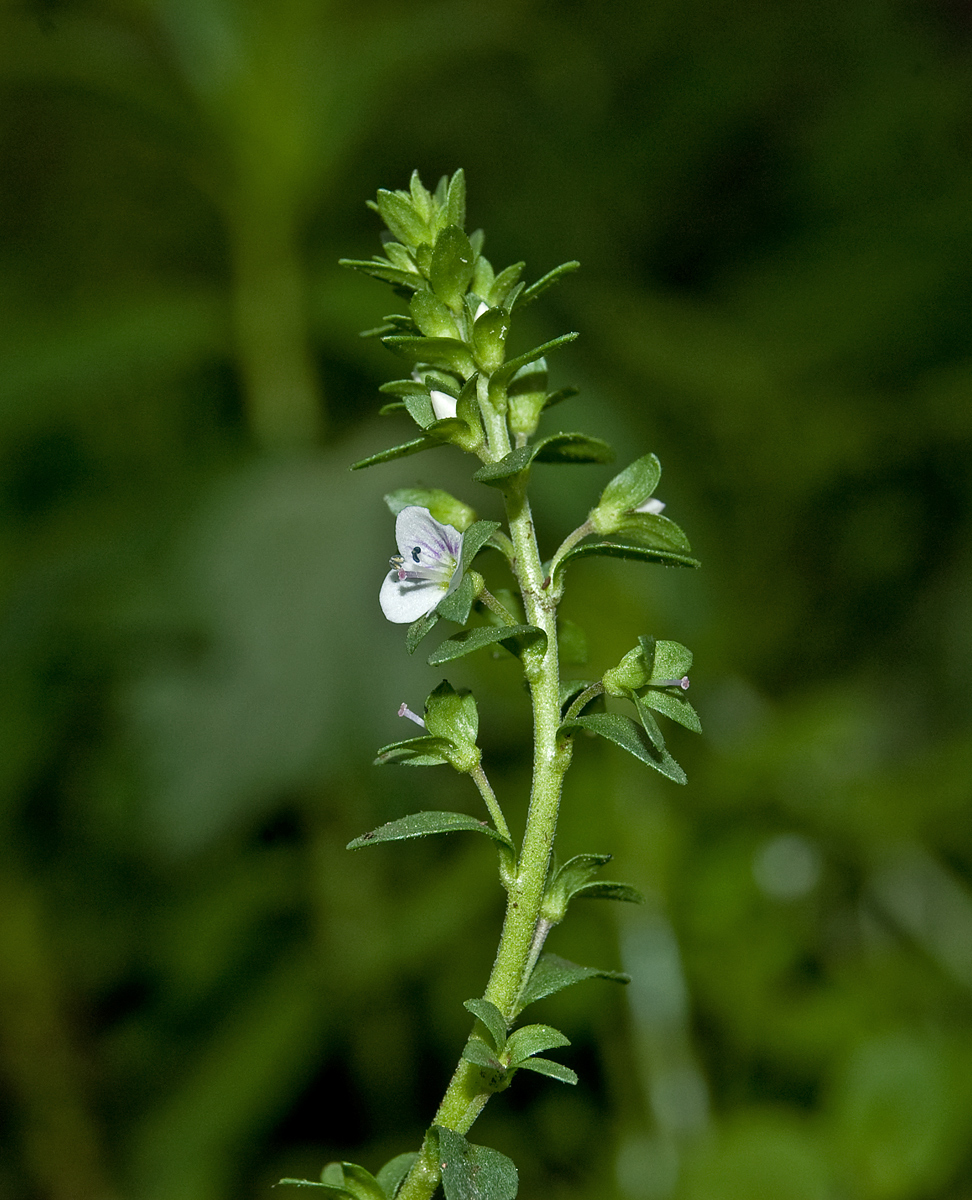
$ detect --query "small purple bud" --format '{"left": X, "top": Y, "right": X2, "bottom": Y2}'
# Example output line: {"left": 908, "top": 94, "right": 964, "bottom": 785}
{"left": 398, "top": 702, "right": 426, "bottom": 728}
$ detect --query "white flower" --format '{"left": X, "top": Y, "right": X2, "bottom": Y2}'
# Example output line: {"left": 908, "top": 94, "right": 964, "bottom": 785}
{"left": 634, "top": 497, "right": 666, "bottom": 514}
{"left": 379, "top": 506, "right": 464, "bottom": 623}
{"left": 430, "top": 389, "right": 458, "bottom": 420}
{"left": 474, "top": 300, "right": 489, "bottom": 319}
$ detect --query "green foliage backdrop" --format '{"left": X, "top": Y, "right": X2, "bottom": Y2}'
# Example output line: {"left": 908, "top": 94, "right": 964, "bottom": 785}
{"left": 1, "top": 1, "right": 971, "bottom": 1198}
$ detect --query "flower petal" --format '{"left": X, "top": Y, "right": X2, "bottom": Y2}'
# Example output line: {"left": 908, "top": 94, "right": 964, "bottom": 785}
{"left": 634, "top": 497, "right": 666, "bottom": 514}
{"left": 430, "top": 389, "right": 458, "bottom": 420}
{"left": 395, "top": 506, "right": 463, "bottom": 573}
{"left": 380, "top": 571, "right": 446, "bottom": 623}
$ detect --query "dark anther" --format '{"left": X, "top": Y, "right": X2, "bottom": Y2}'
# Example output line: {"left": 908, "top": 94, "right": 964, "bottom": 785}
{"left": 411, "top": 546, "right": 422, "bottom": 562}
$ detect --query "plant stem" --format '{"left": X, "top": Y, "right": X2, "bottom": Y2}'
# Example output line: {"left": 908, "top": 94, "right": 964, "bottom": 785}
{"left": 469, "top": 764, "right": 511, "bottom": 848}
{"left": 398, "top": 391, "right": 574, "bottom": 1200}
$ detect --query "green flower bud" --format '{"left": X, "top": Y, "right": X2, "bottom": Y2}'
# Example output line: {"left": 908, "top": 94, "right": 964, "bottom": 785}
{"left": 602, "top": 646, "right": 650, "bottom": 696}
{"left": 589, "top": 453, "right": 662, "bottom": 535}
{"left": 424, "top": 681, "right": 481, "bottom": 773}
{"left": 410, "top": 290, "right": 462, "bottom": 339}
{"left": 430, "top": 225, "right": 475, "bottom": 310}
{"left": 472, "top": 307, "right": 510, "bottom": 373}
{"left": 507, "top": 358, "right": 548, "bottom": 438}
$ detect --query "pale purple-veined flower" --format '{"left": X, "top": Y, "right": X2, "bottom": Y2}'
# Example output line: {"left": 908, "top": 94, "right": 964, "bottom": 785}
{"left": 379, "top": 506, "right": 465, "bottom": 623}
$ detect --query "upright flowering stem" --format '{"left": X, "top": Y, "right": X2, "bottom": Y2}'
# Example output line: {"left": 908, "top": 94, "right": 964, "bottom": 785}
{"left": 339, "top": 171, "right": 701, "bottom": 1200}
{"left": 398, "top": 393, "right": 572, "bottom": 1200}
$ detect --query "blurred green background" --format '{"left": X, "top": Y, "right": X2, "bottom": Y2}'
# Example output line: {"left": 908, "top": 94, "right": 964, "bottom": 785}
{"left": 2, "top": 1, "right": 972, "bottom": 1198}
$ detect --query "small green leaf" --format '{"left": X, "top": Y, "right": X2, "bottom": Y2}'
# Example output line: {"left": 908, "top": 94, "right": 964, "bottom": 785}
{"left": 472, "top": 433, "right": 613, "bottom": 487}
{"left": 516, "top": 260, "right": 581, "bottom": 307}
{"left": 460, "top": 519, "right": 502, "bottom": 571}
{"left": 645, "top": 638, "right": 694, "bottom": 680}
{"left": 515, "top": 1057, "right": 578, "bottom": 1085}
{"left": 472, "top": 308, "right": 510, "bottom": 373}
{"left": 384, "top": 488, "right": 477, "bottom": 532}
{"left": 488, "top": 261, "right": 525, "bottom": 308}
{"left": 471, "top": 446, "right": 533, "bottom": 484}
{"left": 374, "top": 189, "right": 429, "bottom": 246}
{"left": 277, "top": 1181, "right": 351, "bottom": 1195}
{"left": 376, "top": 1153, "right": 418, "bottom": 1200}
{"left": 555, "top": 541, "right": 701, "bottom": 576}
{"left": 347, "top": 812, "right": 513, "bottom": 852}
{"left": 639, "top": 688, "right": 702, "bottom": 733}
{"left": 564, "top": 713, "right": 687, "bottom": 784}
{"left": 518, "top": 953, "right": 630, "bottom": 1011}
{"left": 571, "top": 881, "right": 645, "bottom": 903}
{"left": 490, "top": 332, "right": 579, "bottom": 390}
{"left": 595, "top": 453, "right": 662, "bottom": 522}
{"left": 373, "top": 736, "right": 453, "bottom": 767}
{"left": 338, "top": 259, "right": 422, "bottom": 290}
{"left": 463, "top": 999, "right": 508, "bottom": 1051}
{"left": 350, "top": 436, "right": 439, "bottom": 471}
{"left": 542, "top": 852, "right": 628, "bottom": 923}
{"left": 436, "top": 573, "right": 476, "bottom": 625}
{"left": 379, "top": 378, "right": 436, "bottom": 399}
{"left": 428, "top": 624, "right": 546, "bottom": 665}
{"left": 444, "top": 169, "right": 467, "bottom": 232}
{"left": 411, "top": 291, "right": 461, "bottom": 339}
{"left": 404, "top": 391, "right": 436, "bottom": 428}
{"left": 334, "top": 1164, "right": 387, "bottom": 1200}
{"left": 505, "top": 1023, "right": 570, "bottom": 1065}
{"left": 534, "top": 433, "right": 614, "bottom": 465}
{"left": 461, "top": 1037, "right": 504, "bottom": 1071}
{"left": 409, "top": 170, "right": 433, "bottom": 220}
{"left": 615, "top": 511, "right": 692, "bottom": 553}
{"left": 382, "top": 336, "right": 476, "bottom": 377}
{"left": 406, "top": 610, "right": 439, "bottom": 653}
{"left": 435, "top": 1128, "right": 518, "bottom": 1200}
{"left": 430, "top": 225, "right": 476, "bottom": 309}
{"left": 632, "top": 696, "right": 667, "bottom": 751}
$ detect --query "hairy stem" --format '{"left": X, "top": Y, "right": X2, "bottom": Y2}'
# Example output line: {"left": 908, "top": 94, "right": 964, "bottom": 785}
{"left": 398, "top": 389, "right": 573, "bottom": 1200}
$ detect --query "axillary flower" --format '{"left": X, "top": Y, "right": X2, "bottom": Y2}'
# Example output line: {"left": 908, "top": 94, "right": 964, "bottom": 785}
{"left": 380, "top": 506, "right": 465, "bottom": 623}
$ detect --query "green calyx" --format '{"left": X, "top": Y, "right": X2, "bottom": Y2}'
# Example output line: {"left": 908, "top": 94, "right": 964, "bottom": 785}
{"left": 424, "top": 681, "right": 481, "bottom": 773}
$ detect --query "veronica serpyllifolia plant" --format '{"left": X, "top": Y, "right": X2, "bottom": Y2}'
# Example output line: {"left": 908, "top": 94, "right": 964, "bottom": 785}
{"left": 280, "top": 170, "right": 701, "bottom": 1200}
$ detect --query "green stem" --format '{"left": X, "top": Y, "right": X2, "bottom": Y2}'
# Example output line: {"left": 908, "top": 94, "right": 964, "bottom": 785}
{"left": 477, "top": 587, "right": 519, "bottom": 627}
{"left": 399, "top": 389, "right": 573, "bottom": 1200}
{"left": 469, "top": 763, "right": 512, "bottom": 848}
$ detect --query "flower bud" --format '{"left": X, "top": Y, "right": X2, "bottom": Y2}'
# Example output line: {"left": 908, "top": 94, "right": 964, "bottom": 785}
{"left": 589, "top": 453, "right": 662, "bottom": 535}
{"left": 602, "top": 646, "right": 649, "bottom": 696}
{"left": 507, "top": 358, "right": 548, "bottom": 438}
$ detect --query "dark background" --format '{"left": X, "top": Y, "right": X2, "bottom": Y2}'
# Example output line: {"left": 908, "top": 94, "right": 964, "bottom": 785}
{"left": 1, "top": 1, "right": 971, "bottom": 1198}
